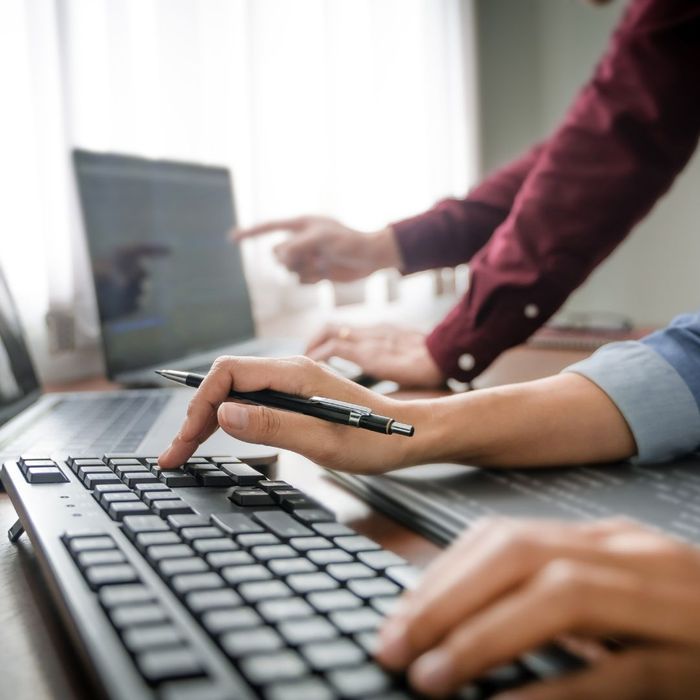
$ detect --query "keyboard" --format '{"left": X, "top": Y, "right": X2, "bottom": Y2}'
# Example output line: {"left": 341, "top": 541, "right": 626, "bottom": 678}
{"left": 2, "top": 454, "right": 584, "bottom": 699}
{"left": 1, "top": 393, "right": 169, "bottom": 455}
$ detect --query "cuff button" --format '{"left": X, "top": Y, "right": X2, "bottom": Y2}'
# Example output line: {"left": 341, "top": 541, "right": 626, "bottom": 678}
{"left": 458, "top": 353, "right": 475, "bottom": 372}
{"left": 524, "top": 303, "right": 540, "bottom": 319}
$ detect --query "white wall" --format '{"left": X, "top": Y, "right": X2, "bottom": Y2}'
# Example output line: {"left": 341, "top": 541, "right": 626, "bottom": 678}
{"left": 474, "top": 0, "right": 700, "bottom": 326}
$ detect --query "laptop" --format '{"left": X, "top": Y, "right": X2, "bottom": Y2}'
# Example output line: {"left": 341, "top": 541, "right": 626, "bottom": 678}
{"left": 0, "top": 265, "right": 277, "bottom": 469}
{"left": 72, "top": 150, "right": 302, "bottom": 387}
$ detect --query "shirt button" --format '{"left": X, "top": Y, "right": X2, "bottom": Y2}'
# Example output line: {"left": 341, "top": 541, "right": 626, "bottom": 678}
{"left": 524, "top": 304, "right": 539, "bottom": 319}
{"left": 458, "top": 353, "right": 475, "bottom": 372}
{"left": 447, "top": 378, "right": 471, "bottom": 393}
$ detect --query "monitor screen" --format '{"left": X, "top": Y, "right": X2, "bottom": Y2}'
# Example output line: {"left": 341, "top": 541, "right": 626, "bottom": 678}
{"left": 0, "top": 268, "right": 40, "bottom": 426}
{"left": 73, "top": 150, "right": 256, "bottom": 376}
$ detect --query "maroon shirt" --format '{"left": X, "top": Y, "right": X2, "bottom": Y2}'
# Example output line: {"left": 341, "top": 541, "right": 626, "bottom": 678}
{"left": 393, "top": 0, "right": 700, "bottom": 382}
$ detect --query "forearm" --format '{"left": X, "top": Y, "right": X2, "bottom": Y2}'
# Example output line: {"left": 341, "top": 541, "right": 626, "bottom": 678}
{"left": 406, "top": 373, "right": 635, "bottom": 468}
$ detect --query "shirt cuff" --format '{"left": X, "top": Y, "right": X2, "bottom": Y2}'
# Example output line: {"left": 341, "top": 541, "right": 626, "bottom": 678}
{"left": 563, "top": 341, "right": 700, "bottom": 464}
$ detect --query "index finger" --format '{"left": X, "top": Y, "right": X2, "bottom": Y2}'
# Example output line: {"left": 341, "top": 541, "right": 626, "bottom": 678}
{"left": 232, "top": 217, "right": 309, "bottom": 241}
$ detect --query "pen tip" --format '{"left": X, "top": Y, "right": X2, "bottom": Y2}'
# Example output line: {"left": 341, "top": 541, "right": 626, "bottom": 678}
{"left": 155, "top": 370, "right": 166, "bottom": 377}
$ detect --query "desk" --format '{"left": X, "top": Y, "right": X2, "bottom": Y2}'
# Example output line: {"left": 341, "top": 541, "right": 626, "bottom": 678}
{"left": 0, "top": 317, "right": 588, "bottom": 699}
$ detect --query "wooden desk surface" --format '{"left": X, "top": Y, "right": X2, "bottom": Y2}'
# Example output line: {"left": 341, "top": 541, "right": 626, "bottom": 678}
{"left": 0, "top": 307, "right": 588, "bottom": 699}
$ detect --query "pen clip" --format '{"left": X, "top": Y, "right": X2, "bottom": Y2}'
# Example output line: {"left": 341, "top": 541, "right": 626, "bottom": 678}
{"left": 308, "top": 396, "right": 373, "bottom": 415}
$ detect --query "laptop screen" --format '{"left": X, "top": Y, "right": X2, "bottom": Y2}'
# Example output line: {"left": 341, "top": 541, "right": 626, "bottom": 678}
{"left": 73, "top": 150, "right": 256, "bottom": 377}
{"left": 0, "top": 268, "right": 41, "bottom": 427}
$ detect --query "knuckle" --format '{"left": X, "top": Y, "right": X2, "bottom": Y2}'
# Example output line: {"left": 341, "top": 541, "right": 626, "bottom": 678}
{"left": 255, "top": 407, "right": 281, "bottom": 441}
{"left": 537, "top": 559, "right": 589, "bottom": 611}
{"left": 210, "top": 355, "right": 234, "bottom": 373}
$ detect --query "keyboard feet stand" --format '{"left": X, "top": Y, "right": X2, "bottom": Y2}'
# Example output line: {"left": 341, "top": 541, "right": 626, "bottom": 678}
{"left": 8, "top": 518, "right": 24, "bottom": 543}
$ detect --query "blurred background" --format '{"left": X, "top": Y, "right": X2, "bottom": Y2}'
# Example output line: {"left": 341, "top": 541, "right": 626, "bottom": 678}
{"left": 1, "top": 0, "right": 699, "bottom": 384}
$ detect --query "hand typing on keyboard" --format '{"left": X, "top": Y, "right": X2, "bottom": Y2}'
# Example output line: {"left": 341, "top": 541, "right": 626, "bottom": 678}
{"left": 158, "top": 355, "right": 424, "bottom": 475}
{"left": 375, "top": 517, "right": 700, "bottom": 699}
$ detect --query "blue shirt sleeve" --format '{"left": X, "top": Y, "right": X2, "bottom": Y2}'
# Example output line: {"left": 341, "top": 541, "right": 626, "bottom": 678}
{"left": 562, "top": 311, "right": 700, "bottom": 464}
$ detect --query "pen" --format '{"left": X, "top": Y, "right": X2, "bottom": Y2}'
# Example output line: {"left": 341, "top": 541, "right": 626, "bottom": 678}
{"left": 155, "top": 369, "right": 415, "bottom": 437}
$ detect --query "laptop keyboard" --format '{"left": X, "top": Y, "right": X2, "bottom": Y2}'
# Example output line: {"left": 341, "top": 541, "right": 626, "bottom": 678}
{"left": 5, "top": 454, "right": 585, "bottom": 699}
{"left": 2, "top": 394, "right": 168, "bottom": 455}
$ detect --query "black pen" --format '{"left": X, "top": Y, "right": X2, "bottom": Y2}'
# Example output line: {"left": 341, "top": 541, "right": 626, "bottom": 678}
{"left": 155, "top": 369, "right": 415, "bottom": 437}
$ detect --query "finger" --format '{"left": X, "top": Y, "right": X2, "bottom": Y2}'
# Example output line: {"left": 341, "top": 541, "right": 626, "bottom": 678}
{"left": 307, "top": 338, "right": 366, "bottom": 366}
{"left": 159, "top": 414, "right": 220, "bottom": 468}
{"left": 306, "top": 324, "right": 342, "bottom": 354}
{"left": 407, "top": 559, "right": 700, "bottom": 696}
{"left": 233, "top": 216, "right": 309, "bottom": 240}
{"left": 275, "top": 231, "right": 327, "bottom": 271}
{"left": 493, "top": 649, "right": 700, "bottom": 700}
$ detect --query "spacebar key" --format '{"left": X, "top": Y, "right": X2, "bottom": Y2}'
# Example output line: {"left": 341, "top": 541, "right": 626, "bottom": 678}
{"left": 253, "top": 511, "right": 314, "bottom": 538}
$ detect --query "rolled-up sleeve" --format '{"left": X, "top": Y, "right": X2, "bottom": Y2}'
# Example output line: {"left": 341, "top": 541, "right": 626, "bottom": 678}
{"left": 563, "top": 313, "right": 700, "bottom": 464}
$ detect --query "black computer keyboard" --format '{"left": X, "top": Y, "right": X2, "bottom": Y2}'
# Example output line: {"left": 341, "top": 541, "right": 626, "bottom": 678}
{"left": 2, "top": 455, "right": 583, "bottom": 700}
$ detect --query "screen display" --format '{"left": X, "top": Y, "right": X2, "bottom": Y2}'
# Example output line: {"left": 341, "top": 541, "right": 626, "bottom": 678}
{"left": 74, "top": 150, "right": 256, "bottom": 376}
{"left": 0, "top": 268, "right": 40, "bottom": 426}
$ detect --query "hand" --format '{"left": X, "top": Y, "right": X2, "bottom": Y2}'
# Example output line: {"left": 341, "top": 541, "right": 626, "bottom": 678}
{"left": 158, "top": 355, "right": 430, "bottom": 474}
{"left": 306, "top": 323, "right": 445, "bottom": 388}
{"left": 233, "top": 216, "right": 401, "bottom": 283}
{"left": 375, "top": 517, "right": 700, "bottom": 699}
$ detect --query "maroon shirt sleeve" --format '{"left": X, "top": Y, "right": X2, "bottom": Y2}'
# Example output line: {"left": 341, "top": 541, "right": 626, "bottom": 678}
{"left": 419, "top": 0, "right": 700, "bottom": 382}
{"left": 392, "top": 143, "right": 544, "bottom": 274}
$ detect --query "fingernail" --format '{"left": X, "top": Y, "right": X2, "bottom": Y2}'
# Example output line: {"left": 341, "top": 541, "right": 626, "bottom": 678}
{"left": 376, "top": 619, "right": 411, "bottom": 668}
{"left": 219, "top": 403, "right": 249, "bottom": 430}
{"left": 411, "top": 649, "right": 453, "bottom": 693}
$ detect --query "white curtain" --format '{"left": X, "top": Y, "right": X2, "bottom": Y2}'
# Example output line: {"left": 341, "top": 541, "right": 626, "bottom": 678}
{"left": 1, "top": 0, "right": 477, "bottom": 383}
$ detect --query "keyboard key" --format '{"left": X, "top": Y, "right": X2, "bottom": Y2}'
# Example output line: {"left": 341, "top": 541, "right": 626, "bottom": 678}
{"left": 265, "top": 678, "right": 335, "bottom": 700}
{"left": 237, "top": 533, "right": 280, "bottom": 548}
{"left": 171, "top": 572, "right": 225, "bottom": 595}
{"left": 256, "top": 480, "right": 291, "bottom": 493}
{"left": 99, "top": 584, "right": 154, "bottom": 607}
{"left": 146, "top": 544, "right": 195, "bottom": 562}
{"left": 220, "top": 627, "right": 283, "bottom": 656}
{"left": 281, "top": 497, "right": 317, "bottom": 513}
{"left": 200, "top": 471, "right": 234, "bottom": 487}
{"left": 229, "top": 488, "right": 274, "bottom": 506}
{"left": 193, "top": 538, "right": 239, "bottom": 555}
{"left": 200, "top": 607, "right": 261, "bottom": 634}
{"left": 108, "top": 501, "right": 152, "bottom": 521}
{"left": 238, "top": 580, "right": 292, "bottom": 603}
{"left": 307, "top": 549, "right": 353, "bottom": 566}
{"left": 26, "top": 466, "right": 67, "bottom": 484}
{"left": 206, "top": 551, "right": 254, "bottom": 569}
{"left": 307, "top": 589, "right": 363, "bottom": 613}
{"left": 110, "top": 603, "right": 169, "bottom": 628}
{"left": 270, "top": 488, "right": 304, "bottom": 503}
{"left": 334, "top": 536, "right": 381, "bottom": 553}
{"left": 286, "top": 572, "right": 338, "bottom": 594}
{"left": 329, "top": 607, "right": 382, "bottom": 634}
{"left": 136, "top": 647, "right": 204, "bottom": 683}
{"left": 84, "top": 473, "right": 122, "bottom": 489}
{"left": 268, "top": 558, "right": 317, "bottom": 576}
{"left": 168, "top": 514, "right": 210, "bottom": 531}
{"left": 143, "top": 492, "right": 182, "bottom": 507}
{"left": 277, "top": 615, "right": 338, "bottom": 645}
{"left": 99, "top": 491, "right": 140, "bottom": 506}
{"left": 122, "top": 472, "right": 159, "bottom": 488}
{"left": 347, "top": 578, "right": 400, "bottom": 599}
{"left": 257, "top": 597, "right": 313, "bottom": 623}
{"left": 370, "top": 596, "right": 399, "bottom": 616}
{"left": 218, "top": 462, "right": 263, "bottom": 485}
{"left": 180, "top": 527, "right": 224, "bottom": 544}
{"left": 289, "top": 537, "right": 332, "bottom": 552}
{"left": 327, "top": 562, "right": 375, "bottom": 582}
{"left": 385, "top": 565, "right": 421, "bottom": 590}
{"left": 94, "top": 483, "right": 131, "bottom": 497}
{"left": 134, "top": 482, "right": 172, "bottom": 495}
{"left": 252, "top": 511, "right": 313, "bottom": 539}
{"left": 69, "top": 458, "right": 104, "bottom": 468}
{"left": 210, "top": 513, "right": 263, "bottom": 536}
{"left": 76, "top": 550, "right": 127, "bottom": 568}
{"left": 293, "top": 509, "right": 334, "bottom": 524}
{"left": 220, "top": 564, "right": 271, "bottom": 585}
{"left": 326, "top": 664, "right": 392, "bottom": 698}
{"left": 84, "top": 564, "right": 139, "bottom": 588}
{"left": 480, "top": 662, "right": 531, "bottom": 692}
{"left": 158, "top": 679, "right": 235, "bottom": 700}
{"left": 67, "top": 536, "right": 115, "bottom": 554}
{"left": 158, "top": 558, "right": 209, "bottom": 578}
{"left": 300, "top": 639, "right": 364, "bottom": 670}
{"left": 134, "top": 531, "right": 182, "bottom": 551}
{"left": 109, "top": 458, "right": 143, "bottom": 468}
{"left": 251, "top": 544, "right": 296, "bottom": 561}
{"left": 312, "top": 522, "right": 354, "bottom": 537}
{"left": 159, "top": 472, "right": 198, "bottom": 488}
{"left": 122, "top": 516, "right": 173, "bottom": 537}
{"left": 78, "top": 466, "right": 112, "bottom": 477}
{"left": 357, "top": 550, "right": 406, "bottom": 570}
{"left": 123, "top": 623, "right": 182, "bottom": 652}
{"left": 185, "top": 589, "right": 242, "bottom": 614}
{"left": 239, "top": 651, "right": 307, "bottom": 685}
{"left": 152, "top": 500, "right": 195, "bottom": 518}
{"left": 113, "top": 464, "right": 149, "bottom": 477}
{"left": 354, "top": 631, "right": 379, "bottom": 655}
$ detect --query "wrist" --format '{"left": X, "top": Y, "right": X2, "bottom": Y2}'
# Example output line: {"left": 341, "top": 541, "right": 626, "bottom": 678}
{"left": 367, "top": 226, "right": 402, "bottom": 271}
